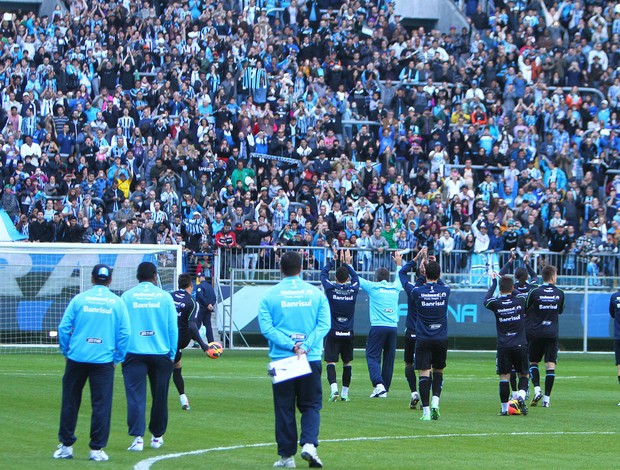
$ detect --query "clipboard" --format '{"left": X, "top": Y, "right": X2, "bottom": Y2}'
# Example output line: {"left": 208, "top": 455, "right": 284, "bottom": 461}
{"left": 268, "top": 354, "right": 312, "bottom": 384}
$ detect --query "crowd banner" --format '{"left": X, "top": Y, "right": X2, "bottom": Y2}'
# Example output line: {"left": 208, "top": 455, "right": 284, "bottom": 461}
{"left": 250, "top": 152, "right": 301, "bottom": 166}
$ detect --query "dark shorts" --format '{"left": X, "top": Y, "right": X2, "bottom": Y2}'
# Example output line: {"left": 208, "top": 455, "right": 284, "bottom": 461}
{"left": 404, "top": 328, "right": 416, "bottom": 364}
{"left": 324, "top": 332, "right": 354, "bottom": 364}
{"left": 496, "top": 347, "right": 529, "bottom": 375}
{"left": 528, "top": 337, "right": 559, "bottom": 364}
{"left": 615, "top": 340, "right": 620, "bottom": 366}
{"left": 415, "top": 339, "right": 448, "bottom": 371}
{"left": 174, "top": 330, "right": 192, "bottom": 364}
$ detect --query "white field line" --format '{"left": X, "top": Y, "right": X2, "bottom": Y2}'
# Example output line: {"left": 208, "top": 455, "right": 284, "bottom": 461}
{"left": 134, "top": 431, "right": 618, "bottom": 470}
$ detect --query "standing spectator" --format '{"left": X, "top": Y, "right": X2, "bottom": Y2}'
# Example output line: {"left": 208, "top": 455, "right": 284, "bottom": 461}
{"left": 215, "top": 220, "right": 239, "bottom": 278}
{"left": 356, "top": 229, "right": 374, "bottom": 272}
{"left": 54, "top": 265, "right": 130, "bottom": 461}
{"left": 258, "top": 251, "right": 330, "bottom": 468}
{"left": 122, "top": 262, "right": 177, "bottom": 452}
{"left": 369, "top": 227, "right": 389, "bottom": 269}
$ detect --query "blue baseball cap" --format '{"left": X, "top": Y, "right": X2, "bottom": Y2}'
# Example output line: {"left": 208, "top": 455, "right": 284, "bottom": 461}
{"left": 92, "top": 264, "right": 112, "bottom": 281}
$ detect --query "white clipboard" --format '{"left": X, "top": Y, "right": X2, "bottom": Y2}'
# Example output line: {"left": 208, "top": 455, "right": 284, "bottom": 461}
{"left": 268, "top": 354, "right": 312, "bottom": 384}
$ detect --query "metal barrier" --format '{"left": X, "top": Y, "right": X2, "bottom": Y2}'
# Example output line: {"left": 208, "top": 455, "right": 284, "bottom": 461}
{"left": 221, "top": 265, "right": 618, "bottom": 351}
{"left": 208, "top": 246, "right": 619, "bottom": 287}
{"left": 378, "top": 79, "right": 606, "bottom": 104}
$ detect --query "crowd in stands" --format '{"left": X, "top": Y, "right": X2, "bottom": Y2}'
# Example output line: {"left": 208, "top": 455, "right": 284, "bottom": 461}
{"left": 1, "top": 0, "right": 620, "bottom": 279}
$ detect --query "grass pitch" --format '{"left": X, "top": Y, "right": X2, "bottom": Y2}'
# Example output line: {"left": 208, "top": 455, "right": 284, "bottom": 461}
{"left": 0, "top": 350, "right": 618, "bottom": 469}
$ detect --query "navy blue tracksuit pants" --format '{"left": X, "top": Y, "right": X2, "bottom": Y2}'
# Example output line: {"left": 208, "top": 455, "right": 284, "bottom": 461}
{"left": 122, "top": 353, "right": 173, "bottom": 438}
{"left": 58, "top": 359, "right": 114, "bottom": 450}
{"left": 366, "top": 326, "right": 397, "bottom": 390}
{"left": 272, "top": 361, "right": 322, "bottom": 458}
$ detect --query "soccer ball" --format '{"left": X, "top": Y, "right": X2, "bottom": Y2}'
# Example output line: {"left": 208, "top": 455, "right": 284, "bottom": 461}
{"left": 507, "top": 399, "right": 521, "bottom": 415}
{"left": 207, "top": 341, "right": 224, "bottom": 359}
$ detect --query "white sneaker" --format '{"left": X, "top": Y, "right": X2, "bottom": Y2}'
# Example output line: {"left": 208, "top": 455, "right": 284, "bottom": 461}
{"left": 151, "top": 436, "right": 164, "bottom": 449}
{"left": 180, "top": 394, "right": 190, "bottom": 410}
{"left": 53, "top": 444, "right": 73, "bottom": 459}
{"left": 301, "top": 443, "right": 323, "bottom": 468}
{"left": 89, "top": 450, "right": 109, "bottom": 461}
{"left": 370, "top": 383, "right": 387, "bottom": 398}
{"left": 273, "top": 456, "right": 296, "bottom": 467}
{"left": 128, "top": 436, "right": 144, "bottom": 452}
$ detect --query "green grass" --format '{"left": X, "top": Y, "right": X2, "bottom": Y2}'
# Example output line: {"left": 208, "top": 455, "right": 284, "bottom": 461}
{"left": 1, "top": 350, "right": 618, "bottom": 469}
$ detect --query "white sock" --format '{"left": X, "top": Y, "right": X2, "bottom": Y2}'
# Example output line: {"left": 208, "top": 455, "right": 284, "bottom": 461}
{"left": 518, "top": 390, "right": 526, "bottom": 400}
{"left": 501, "top": 402, "right": 509, "bottom": 413}
{"left": 431, "top": 395, "right": 440, "bottom": 408}
{"left": 330, "top": 383, "right": 338, "bottom": 394}
{"left": 543, "top": 395, "right": 550, "bottom": 404}
{"left": 341, "top": 386, "right": 349, "bottom": 396}
{"left": 412, "top": 391, "right": 419, "bottom": 398}
{"left": 511, "top": 391, "right": 519, "bottom": 400}
{"left": 535, "top": 386, "right": 542, "bottom": 396}
{"left": 422, "top": 406, "right": 430, "bottom": 416}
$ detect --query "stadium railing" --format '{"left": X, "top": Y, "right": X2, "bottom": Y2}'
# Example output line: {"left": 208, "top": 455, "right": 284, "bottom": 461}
{"left": 208, "top": 245, "right": 619, "bottom": 286}
{"left": 220, "top": 261, "right": 617, "bottom": 352}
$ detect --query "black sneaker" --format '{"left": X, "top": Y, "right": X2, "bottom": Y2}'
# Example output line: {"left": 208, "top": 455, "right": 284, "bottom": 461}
{"left": 517, "top": 397, "right": 528, "bottom": 415}
{"left": 497, "top": 411, "right": 509, "bottom": 416}
{"left": 530, "top": 393, "right": 542, "bottom": 407}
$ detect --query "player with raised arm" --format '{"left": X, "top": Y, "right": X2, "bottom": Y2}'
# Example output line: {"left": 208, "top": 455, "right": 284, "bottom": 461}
{"left": 498, "top": 249, "right": 538, "bottom": 399}
{"left": 320, "top": 249, "right": 360, "bottom": 402}
{"left": 609, "top": 289, "right": 620, "bottom": 405}
{"left": 409, "top": 257, "right": 451, "bottom": 421}
{"left": 398, "top": 247, "right": 429, "bottom": 409}
{"left": 358, "top": 251, "right": 404, "bottom": 398}
{"left": 171, "top": 273, "right": 211, "bottom": 411}
{"left": 499, "top": 249, "right": 539, "bottom": 295}
{"left": 526, "top": 265, "right": 565, "bottom": 408}
{"left": 483, "top": 272, "right": 529, "bottom": 416}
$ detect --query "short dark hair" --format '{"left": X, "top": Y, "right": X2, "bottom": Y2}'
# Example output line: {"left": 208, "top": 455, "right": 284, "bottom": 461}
{"left": 280, "top": 251, "right": 302, "bottom": 276}
{"left": 136, "top": 262, "right": 157, "bottom": 282}
{"left": 178, "top": 273, "right": 193, "bottom": 289}
{"left": 542, "top": 265, "right": 557, "bottom": 283}
{"left": 514, "top": 267, "right": 528, "bottom": 283}
{"left": 499, "top": 276, "right": 514, "bottom": 294}
{"left": 376, "top": 267, "right": 390, "bottom": 282}
{"left": 425, "top": 261, "right": 441, "bottom": 281}
{"left": 336, "top": 266, "right": 349, "bottom": 283}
